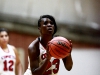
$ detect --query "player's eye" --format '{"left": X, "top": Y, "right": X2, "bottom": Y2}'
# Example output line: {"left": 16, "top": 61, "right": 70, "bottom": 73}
{"left": 44, "top": 21, "right": 48, "bottom": 25}
{"left": 0, "top": 35, "right": 3, "bottom": 38}
{"left": 50, "top": 21, "right": 54, "bottom": 25}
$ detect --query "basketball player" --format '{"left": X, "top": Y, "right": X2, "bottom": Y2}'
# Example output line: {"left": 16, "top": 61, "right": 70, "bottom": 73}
{"left": 24, "top": 15, "right": 73, "bottom": 75}
{"left": 0, "top": 28, "right": 23, "bottom": 75}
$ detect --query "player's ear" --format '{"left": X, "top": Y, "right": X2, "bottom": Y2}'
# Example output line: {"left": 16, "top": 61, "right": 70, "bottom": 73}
{"left": 38, "top": 27, "right": 41, "bottom": 32}
{"left": 38, "top": 27, "right": 40, "bottom": 30}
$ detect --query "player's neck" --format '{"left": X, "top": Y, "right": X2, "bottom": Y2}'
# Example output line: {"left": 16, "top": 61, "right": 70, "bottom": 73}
{"left": 41, "top": 36, "right": 52, "bottom": 42}
{"left": 0, "top": 44, "right": 8, "bottom": 50}
{"left": 40, "top": 36, "right": 52, "bottom": 48}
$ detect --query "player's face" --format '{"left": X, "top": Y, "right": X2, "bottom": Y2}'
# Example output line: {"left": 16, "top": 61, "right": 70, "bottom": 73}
{"left": 0, "top": 31, "right": 9, "bottom": 45}
{"left": 39, "top": 18, "right": 55, "bottom": 35}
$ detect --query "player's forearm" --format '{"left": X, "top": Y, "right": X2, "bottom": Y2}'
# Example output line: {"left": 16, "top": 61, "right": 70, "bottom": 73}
{"left": 31, "top": 58, "right": 50, "bottom": 75}
{"left": 17, "top": 63, "right": 23, "bottom": 75}
{"left": 63, "top": 54, "right": 73, "bottom": 71}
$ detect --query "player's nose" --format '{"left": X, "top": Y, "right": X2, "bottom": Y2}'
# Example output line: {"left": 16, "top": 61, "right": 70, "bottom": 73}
{"left": 47, "top": 23, "right": 52, "bottom": 27}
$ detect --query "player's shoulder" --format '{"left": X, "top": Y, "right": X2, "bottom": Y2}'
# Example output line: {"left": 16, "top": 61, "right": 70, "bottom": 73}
{"left": 28, "top": 37, "right": 39, "bottom": 50}
{"left": 8, "top": 44, "right": 16, "bottom": 49}
{"left": 7, "top": 44, "right": 17, "bottom": 54}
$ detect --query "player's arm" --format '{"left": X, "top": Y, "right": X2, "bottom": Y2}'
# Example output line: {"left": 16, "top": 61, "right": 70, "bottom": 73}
{"left": 13, "top": 46, "right": 23, "bottom": 75}
{"left": 62, "top": 54, "right": 73, "bottom": 71}
{"left": 28, "top": 38, "right": 51, "bottom": 75}
{"left": 62, "top": 40, "right": 73, "bottom": 71}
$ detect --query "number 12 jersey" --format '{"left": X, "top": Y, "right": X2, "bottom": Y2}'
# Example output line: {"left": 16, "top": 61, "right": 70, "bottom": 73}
{"left": 0, "top": 44, "right": 16, "bottom": 75}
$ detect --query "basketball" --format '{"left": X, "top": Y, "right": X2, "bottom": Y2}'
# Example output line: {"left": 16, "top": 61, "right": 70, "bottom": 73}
{"left": 48, "top": 36, "right": 71, "bottom": 59}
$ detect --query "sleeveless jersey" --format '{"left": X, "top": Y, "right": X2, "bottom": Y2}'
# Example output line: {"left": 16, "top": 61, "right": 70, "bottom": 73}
{"left": 0, "top": 44, "right": 16, "bottom": 75}
{"left": 39, "top": 42, "right": 60, "bottom": 75}
{"left": 24, "top": 42, "right": 60, "bottom": 75}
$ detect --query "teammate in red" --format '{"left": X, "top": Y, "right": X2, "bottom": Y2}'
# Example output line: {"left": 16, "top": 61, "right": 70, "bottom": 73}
{"left": 0, "top": 28, "right": 23, "bottom": 75}
{"left": 24, "top": 15, "right": 73, "bottom": 75}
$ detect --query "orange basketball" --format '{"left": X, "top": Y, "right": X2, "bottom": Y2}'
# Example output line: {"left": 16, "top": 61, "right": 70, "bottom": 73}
{"left": 48, "top": 36, "right": 71, "bottom": 59}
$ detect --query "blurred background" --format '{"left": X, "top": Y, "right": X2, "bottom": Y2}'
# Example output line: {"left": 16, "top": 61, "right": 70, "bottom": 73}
{"left": 0, "top": 0, "right": 100, "bottom": 75}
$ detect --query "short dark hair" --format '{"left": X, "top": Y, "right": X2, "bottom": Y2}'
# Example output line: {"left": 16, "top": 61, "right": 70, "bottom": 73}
{"left": 38, "top": 15, "right": 57, "bottom": 35}
{"left": 0, "top": 28, "right": 9, "bottom": 34}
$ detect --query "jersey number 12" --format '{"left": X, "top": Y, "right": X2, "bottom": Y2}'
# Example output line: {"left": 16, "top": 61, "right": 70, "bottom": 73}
{"left": 3, "top": 60, "right": 14, "bottom": 71}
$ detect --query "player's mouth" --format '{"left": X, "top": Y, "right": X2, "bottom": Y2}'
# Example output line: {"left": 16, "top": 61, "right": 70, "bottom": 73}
{"left": 47, "top": 27, "right": 53, "bottom": 31}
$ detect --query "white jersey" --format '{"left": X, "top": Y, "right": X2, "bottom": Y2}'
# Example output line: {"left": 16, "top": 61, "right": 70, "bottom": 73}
{"left": 39, "top": 42, "right": 60, "bottom": 75}
{"left": 24, "top": 42, "right": 60, "bottom": 75}
{"left": 0, "top": 44, "right": 16, "bottom": 75}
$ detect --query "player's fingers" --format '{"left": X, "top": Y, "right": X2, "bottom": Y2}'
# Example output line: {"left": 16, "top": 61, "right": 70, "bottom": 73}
{"left": 68, "top": 40, "right": 73, "bottom": 52}
{"left": 68, "top": 40, "right": 72, "bottom": 47}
